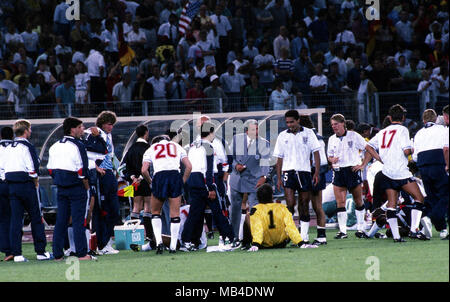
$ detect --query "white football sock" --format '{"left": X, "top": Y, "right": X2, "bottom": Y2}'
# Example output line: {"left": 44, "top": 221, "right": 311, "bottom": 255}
{"left": 387, "top": 218, "right": 401, "bottom": 240}
{"left": 355, "top": 209, "right": 366, "bottom": 232}
{"left": 337, "top": 211, "right": 348, "bottom": 234}
{"left": 68, "top": 227, "right": 75, "bottom": 252}
{"left": 142, "top": 242, "right": 152, "bottom": 251}
{"left": 170, "top": 222, "right": 180, "bottom": 251}
{"left": 238, "top": 214, "right": 246, "bottom": 241}
{"left": 300, "top": 220, "right": 310, "bottom": 241}
{"left": 410, "top": 209, "right": 423, "bottom": 233}
{"left": 367, "top": 223, "right": 381, "bottom": 238}
{"left": 151, "top": 217, "right": 163, "bottom": 245}
{"left": 85, "top": 229, "right": 91, "bottom": 250}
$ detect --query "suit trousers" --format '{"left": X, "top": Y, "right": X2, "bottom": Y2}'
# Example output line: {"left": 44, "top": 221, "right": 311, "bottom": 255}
{"left": 9, "top": 181, "right": 46, "bottom": 256}
{"left": 230, "top": 187, "right": 258, "bottom": 239}
{"left": 97, "top": 170, "right": 120, "bottom": 248}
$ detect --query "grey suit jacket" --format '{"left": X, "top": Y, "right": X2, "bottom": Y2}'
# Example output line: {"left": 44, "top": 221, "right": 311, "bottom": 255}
{"left": 229, "top": 133, "right": 271, "bottom": 193}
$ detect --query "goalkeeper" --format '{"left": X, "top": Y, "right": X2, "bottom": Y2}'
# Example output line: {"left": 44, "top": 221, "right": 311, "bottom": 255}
{"left": 246, "top": 184, "right": 317, "bottom": 252}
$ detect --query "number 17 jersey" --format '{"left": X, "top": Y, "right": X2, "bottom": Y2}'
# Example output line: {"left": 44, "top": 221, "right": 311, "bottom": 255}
{"left": 368, "top": 124, "right": 412, "bottom": 180}
{"left": 142, "top": 140, "right": 187, "bottom": 175}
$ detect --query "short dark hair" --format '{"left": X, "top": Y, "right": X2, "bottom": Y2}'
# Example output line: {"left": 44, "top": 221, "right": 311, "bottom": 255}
{"left": 356, "top": 123, "right": 371, "bottom": 135}
{"left": 151, "top": 134, "right": 170, "bottom": 145}
{"left": 381, "top": 115, "right": 392, "bottom": 129}
{"left": 63, "top": 117, "right": 83, "bottom": 136}
{"left": 200, "top": 122, "right": 215, "bottom": 138}
{"left": 345, "top": 119, "right": 355, "bottom": 131}
{"left": 443, "top": 105, "right": 449, "bottom": 115}
{"left": 298, "top": 115, "right": 314, "bottom": 128}
{"left": 0, "top": 126, "right": 14, "bottom": 140}
{"left": 285, "top": 109, "right": 300, "bottom": 120}
{"left": 389, "top": 104, "right": 407, "bottom": 122}
{"left": 135, "top": 125, "right": 148, "bottom": 138}
{"left": 256, "top": 183, "right": 273, "bottom": 204}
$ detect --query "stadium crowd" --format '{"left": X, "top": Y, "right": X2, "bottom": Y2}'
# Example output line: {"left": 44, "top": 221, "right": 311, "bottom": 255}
{"left": 0, "top": 0, "right": 448, "bottom": 119}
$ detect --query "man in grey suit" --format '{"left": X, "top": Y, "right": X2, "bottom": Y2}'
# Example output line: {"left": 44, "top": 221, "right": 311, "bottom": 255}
{"left": 229, "top": 120, "right": 271, "bottom": 247}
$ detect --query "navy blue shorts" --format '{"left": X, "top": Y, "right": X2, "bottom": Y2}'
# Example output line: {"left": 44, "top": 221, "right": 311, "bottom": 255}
{"left": 311, "top": 168, "right": 327, "bottom": 192}
{"left": 380, "top": 173, "right": 415, "bottom": 191}
{"left": 332, "top": 167, "right": 362, "bottom": 189}
{"left": 152, "top": 170, "right": 183, "bottom": 200}
{"left": 282, "top": 170, "right": 312, "bottom": 192}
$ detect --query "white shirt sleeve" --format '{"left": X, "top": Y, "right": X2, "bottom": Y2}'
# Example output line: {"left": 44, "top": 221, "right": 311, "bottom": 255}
{"left": 354, "top": 132, "right": 367, "bottom": 151}
{"left": 399, "top": 127, "right": 412, "bottom": 150}
{"left": 368, "top": 133, "right": 379, "bottom": 150}
{"left": 308, "top": 130, "right": 321, "bottom": 153}
{"left": 273, "top": 135, "right": 284, "bottom": 158}
{"left": 142, "top": 148, "right": 152, "bottom": 163}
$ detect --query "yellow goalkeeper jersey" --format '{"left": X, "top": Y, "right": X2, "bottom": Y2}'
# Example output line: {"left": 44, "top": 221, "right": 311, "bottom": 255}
{"left": 250, "top": 203, "right": 302, "bottom": 247}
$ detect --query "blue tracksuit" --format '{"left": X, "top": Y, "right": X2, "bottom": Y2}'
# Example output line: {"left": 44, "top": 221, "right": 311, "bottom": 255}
{"left": 4, "top": 138, "right": 47, "bottom": 256}
{"left": 48, "top": 136, "right": 91, "bottom": 259}
{"left": 0, "top": 139, "right": 12, "bottom": 257}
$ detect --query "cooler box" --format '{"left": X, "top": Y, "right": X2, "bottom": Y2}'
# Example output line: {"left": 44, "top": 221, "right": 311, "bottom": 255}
{"left": 114, "top": 220, "right": 145, "bottom": 250}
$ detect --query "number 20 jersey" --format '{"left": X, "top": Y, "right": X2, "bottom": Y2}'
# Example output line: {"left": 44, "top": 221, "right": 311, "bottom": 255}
{"left": 368, "top": 124, "right": 412, "bottom": 180}
{"left": 142, "top": 140, "right": 187, "bottom": 174}
{"left": 250, "top": 203, "right": 302, "bottom": 247}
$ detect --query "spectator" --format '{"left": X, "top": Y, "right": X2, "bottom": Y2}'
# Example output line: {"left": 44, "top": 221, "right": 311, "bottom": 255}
{"left": 243, "top": 37, "right": 259, "bottom": 62}
{"left": 253, "top": 43, "right": 275, "bottom": 91}
{"left": 210, "top": 4, "right": 232, "bottom": 72}
{"left": 309, "top": 62, "right": 328, "bottom": 109}
{"left": 127, "top": 21, "right": 147, "bottom": 50}
{"left": 166, "top": 70, "right": 187, "bottom": 113}
{"left": 397, "top": 55, "right": 411, "bottom": 76}
{"left": 72, "top": 40, "right": 87, "bottom": 65}
{"left": 54, "top": 73, "right": 75, "bottom": 117}
{"left": 291, "top": 27, "right": 310, "bottom": 60}
{"left": 132, "top": 72, "right": 154, "bottom": 115}
{"left": 233, "top": 50, "right": 252, "bottom": 82}
{"left": 357, "top": 69, "right": 377, "bottom": 123}
{"left": 273, "top": 26, "right": 290, "bottom": 60}
{"left": 425, "top": 21, "right": 443, "bottom": 50}
{"left": 385, "top": 57, "right": 404, "bottom": 91}
{"left": 268, "top": 0, "right": 289, "bottom": 38}
{"left": 274, "top": 46, "right": 294, "bottom": 93}
{"left": 112, "top": 72, "right": 134, "bottom": 116}
{"left": 252, "top": 0, "right": 274, "bottom": 37}
{"left": 4, "top": 23, "right": 24, "bottom": 48}
{"left": 309, "top": 9, "right": 329, "bottom": 53}
{"left": 101, "top": 18, "right": 119, "bottom": 62}
{"left": 230, "top": 8, "right": 245, "bottom": 45}
{"left": 85, "top": 38, "right": 106, "bottom": 106}
{"left": 431, "top": 65, "right": 449, "bottom": 100}
{"left": 327, "top": 62, "right": 345, "bottom": 94}
{"left": 417, "top": 69, "right": 435, "bottom": 109}
{"left": 53, "top": 0, "right": 70, "bottom": 39}
{"left": 270, "top": 79, "right": 290, "bottom": 110}
{"left": 13, "top": 63, "right": 29, "bottom": 85}
{"left": 147, "top": 64, "right": 168, "bottom": 114}
{"left": 36, "top": 59, "right": 57, "bottom": 85}
{"left": 243, "top": 73, "right": 267, "bottom": 111}
{"left": 331, "top": 46, "right": 348, "bottom": 79}
{"left": 20, "top": 21, "right": 39, "bottom": 59}
{"left": 204, "top": 74, "right": 227, "bottom": 113}
{"left": 135, "top": 0, "right": 158, "bottom": 51}
{"left": 27, "top": 73, "right": 41, "bottom": 99}
{"left": 334, "top": 20, "right": 356, "bottom": 53}
{"left": 7, "top": 76, "right": 34, "bottom": 118}
{"left": 292, "top": 47, "right": 315, "bottom": 95}
{"left": 157, "top": 13, "right": 179, "bottom": 46}
{"left": 197, "top": 30, "right": 216, "bottom": 68}
{"left": 403, "top": 57, "right": 423, "bottom": 90}
{"left": 303, "top": 5, "right": 318, "bottom": 28}
{"left": 74, "top": 61, "right": 91, "bottom": 116}
{"left": 220, "top": 63, "right": 245, "bottom": 112}
{"left": 369, "top": 58, "right": 389, "bottom": 92}
{"left": 347, "top": 57, "right": 362, "bottom": 91}
{"left": 396, "top": 10, "right": 414, "bottom": 45}
{"left": 185, "top": 77, "right": 206, "bottom": 113}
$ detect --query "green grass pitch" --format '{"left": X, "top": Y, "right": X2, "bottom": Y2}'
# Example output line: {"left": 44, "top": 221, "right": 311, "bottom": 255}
{"left": 1, "top": 228, "right": 448, "bottom": 282}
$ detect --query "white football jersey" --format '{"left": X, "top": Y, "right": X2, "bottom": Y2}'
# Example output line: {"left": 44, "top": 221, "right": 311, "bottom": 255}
{"left": 327, "top": 130, "right": 367, "bottom": 168}
{"left": 368, "top": 124, "right": 412, "bottom": 180}
{"left": 412, "top": 123, "right": 449, "bottom": 162}
{"left": 273, "top": 127, "right": 321, "bottom": 172}
{"left": 142, "top": 140, "right": 187, "bottom": 174}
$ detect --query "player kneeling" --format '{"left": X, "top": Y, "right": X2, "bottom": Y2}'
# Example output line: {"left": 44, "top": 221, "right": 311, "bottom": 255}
{"left": 246, "top": 184, "right": 317, "bottom": 252}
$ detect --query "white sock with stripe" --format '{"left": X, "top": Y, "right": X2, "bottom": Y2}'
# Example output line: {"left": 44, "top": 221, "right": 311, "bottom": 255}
{"left": 68, "top": 227, "right": 75, "bottom": 253}
{"left": 239, "top": 213, "right": 246, "bottom": 241}
{"left": 170, "top": 217, "right": 181, "bottom": 251}
{"left": 387, "top": 208, "right": 400, "bottom": 239}
{"left": 151, "top": 215, "right": 163, "bottom": 245}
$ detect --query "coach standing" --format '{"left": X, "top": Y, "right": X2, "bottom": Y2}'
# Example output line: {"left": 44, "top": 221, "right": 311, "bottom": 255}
{"left": 229, "top": 120, "right": 270, "bottom": 247}
{"left": 48, "top": 117, "right": 96, "bottom": 260}
{"left": 4, "top": 120, "right": 52, "bottom": 262}
{"left": 0, "top": 127, "right": 14, "bottom": 261}
{"left": 413, "top": 109, "right": 449, "bottom": 240}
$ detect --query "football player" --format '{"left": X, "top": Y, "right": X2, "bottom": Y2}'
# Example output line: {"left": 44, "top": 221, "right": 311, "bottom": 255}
{"left": 141, "top": 135, "right": 192, "bottom": 254}
{"left": 246, "top": 184, "right": 317, "bottom": 252}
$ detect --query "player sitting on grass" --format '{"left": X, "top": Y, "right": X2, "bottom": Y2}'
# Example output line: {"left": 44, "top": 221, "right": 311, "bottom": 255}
{"left": 246, "top": 184, "right": 318, "bottom": 252}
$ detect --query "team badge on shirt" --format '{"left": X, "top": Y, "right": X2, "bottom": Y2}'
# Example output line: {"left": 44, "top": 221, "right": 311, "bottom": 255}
{"left": 348, "top": 141, "right": 353, "bottom": 148}
{"left": 303, "top": 137, "right": 308, "bottom": 144}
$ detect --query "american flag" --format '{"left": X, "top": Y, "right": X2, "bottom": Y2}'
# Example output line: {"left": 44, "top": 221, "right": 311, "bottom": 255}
{"left": 178, "top": 0, "right": 203, "bottom": 36}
